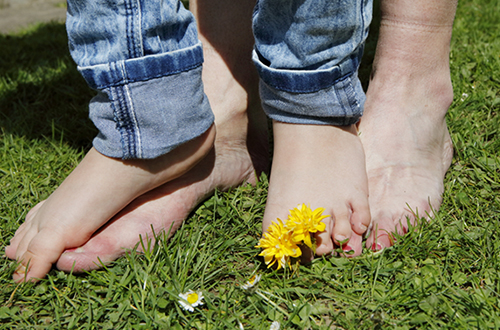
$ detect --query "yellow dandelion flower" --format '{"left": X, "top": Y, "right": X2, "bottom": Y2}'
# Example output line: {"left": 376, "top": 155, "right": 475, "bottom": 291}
{"left": 285, "top": 204, "right": 328, "bottom": 249}
{"left": 255, "top": 219, "right": 302, "bottom": 269}
{"left": 178, "top": 290, "right": 204, "bottom": 312}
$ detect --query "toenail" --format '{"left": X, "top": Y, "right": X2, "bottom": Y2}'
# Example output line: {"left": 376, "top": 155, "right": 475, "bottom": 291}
{"left": 15, "top": 264, "right": 26, "bottom": 275}
{"left": 335, "top": 235, "right": 348, "bottom": 244}
{"left": 372, "top": 243, "right": 384, "bottom": 251}
{"left": 343, "top": 245, "right": 353, "bottom": 252}
{"left": 359, "top": 224, "right": 367, "bottom": 232}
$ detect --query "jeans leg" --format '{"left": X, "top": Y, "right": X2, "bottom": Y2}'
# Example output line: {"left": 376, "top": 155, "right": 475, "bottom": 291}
{"left": 253, "top": 0, "right": 373, "bottom": 125}
{"left": 66, "top": 0, "right": 214, "bottom": 159}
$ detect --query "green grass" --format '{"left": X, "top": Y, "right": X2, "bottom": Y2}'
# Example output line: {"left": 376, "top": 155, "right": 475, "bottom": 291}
{"left": 1, "top": 0, "right": 499, "bottom": 328}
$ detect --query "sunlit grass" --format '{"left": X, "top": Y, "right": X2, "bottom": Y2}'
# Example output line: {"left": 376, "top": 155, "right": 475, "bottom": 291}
{"left": 1, "top": 0, "right": 499, "bottom": 328}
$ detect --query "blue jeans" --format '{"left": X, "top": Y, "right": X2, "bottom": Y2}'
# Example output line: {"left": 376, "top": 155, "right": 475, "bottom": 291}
{"left": 66, "top": 0, "right": 214, "bottom": 159}
{"left": 253, "top": 0, "right": 372, "bottom": 126}
{"left": 66, "top": 0, "right": 372, "bottom": 159}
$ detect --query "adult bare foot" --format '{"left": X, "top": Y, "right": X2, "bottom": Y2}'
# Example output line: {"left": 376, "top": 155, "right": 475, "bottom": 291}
{"left": 54, "top": 0, "right": 269, "bottom": 273}
{"left": 357, "top": 0, "right": 456, "bottom": 250}
{"left": 262, "top": 122, "right": 371, "bottom": 259}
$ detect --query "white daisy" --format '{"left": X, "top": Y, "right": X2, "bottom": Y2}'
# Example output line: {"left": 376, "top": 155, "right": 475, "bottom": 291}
{"left": 241, "top": 274, "right": 262, "bottom": 290}
{"left": 178, "top": 290, "right": 204, "bottom": 312}
{"left": 270, "top": 321, "right": 280, "bottom": 330}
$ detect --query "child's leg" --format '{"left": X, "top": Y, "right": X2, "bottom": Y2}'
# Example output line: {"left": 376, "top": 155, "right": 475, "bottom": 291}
{"left": 6, "top": 0, "right": 216, "bottom": 282}
{"left": 358, "top": 0, "right": 456, "bottom": 250}
{"left": 253, "top": 0, "right": 373, "bottom": 256}
{"left": 54, "top": 0, "right": 269, "bottom": 273}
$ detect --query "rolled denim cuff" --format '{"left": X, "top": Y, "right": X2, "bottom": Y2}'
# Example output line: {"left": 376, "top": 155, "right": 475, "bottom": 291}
{"left": 81, "top": 43, "right": 214, "bottom": 159}
{"left": 79, "top": 43, "right": 204, "bottom": 89}
{"left": 254, "top": 50, "right": 365, "bottom": 126}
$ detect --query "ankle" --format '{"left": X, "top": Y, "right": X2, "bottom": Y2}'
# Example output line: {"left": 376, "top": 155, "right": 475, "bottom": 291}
{"left": 367, "top": 24, "right": 454, "bottom": 119}
{"left": 367, "top": 67, "right": 453, "bottom": 120}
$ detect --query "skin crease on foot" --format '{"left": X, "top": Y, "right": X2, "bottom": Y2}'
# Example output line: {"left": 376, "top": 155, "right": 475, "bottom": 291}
{"left": 47, "top": 0, "right": 269, "bottom": 275}
{"left": 351, "top": 0, "right": 457, "bottom": 253}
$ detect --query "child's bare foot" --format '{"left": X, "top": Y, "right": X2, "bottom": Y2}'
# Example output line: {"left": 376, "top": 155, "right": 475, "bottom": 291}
{"left": 56, "top": 129, "right": 268, "bottom": 272}
{"left": 263, "top": 122, "right": 371, "bottom": 258}
{"left": 357, "top": 0, "right": 456, "bottom": 250}
{"left": 5, "top": 127, "right": 215, "bottom": 282}
{"left": 50, "top": 0, "right": 269, "bottom": 273}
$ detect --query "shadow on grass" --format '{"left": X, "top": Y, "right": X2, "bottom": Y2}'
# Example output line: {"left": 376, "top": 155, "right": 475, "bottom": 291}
{"left": 0, "top": 22, "right": 96, "bottom": 150}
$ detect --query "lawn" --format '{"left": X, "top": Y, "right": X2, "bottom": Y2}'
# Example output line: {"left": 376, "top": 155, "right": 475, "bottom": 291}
{"left": 1, "top": 0, "right": 499, "bottom": 329}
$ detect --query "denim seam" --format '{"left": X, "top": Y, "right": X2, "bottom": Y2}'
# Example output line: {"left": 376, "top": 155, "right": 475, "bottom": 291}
{"left": 125, "top": 0, "right": 142, "bottom": 59}
{"left": 333, "top": 84, "right": 346, "bottom": 119}
{"left": 136, "top": 1, "right": 145, "bottom": 57}
{"left": 333, "top": 76, "right": 360, "bottom": 122}
{"left": 359, "top": 0, "right": 367, "bottom": 49}
{"left": 137, "top": 1, "right": 144, "bottom": 57}
{"left": 80, "top": 62, "right": 202, "bottom": 90}
{"left": 109, "top": 85, "right": 138, "bottom": 159}
{"left": 124, "top": 83, "right": 142, "bottom": 158}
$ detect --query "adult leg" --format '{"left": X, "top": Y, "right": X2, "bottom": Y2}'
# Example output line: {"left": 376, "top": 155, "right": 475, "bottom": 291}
{"left": 54, "top": 0, "right": 269, "bottom": 272}
{"left": 357, "top": 0, "right": 456, "bottom": 250}
{"left": 254, "top": 0, "right": 372, "bottom": 257}
{"left": 6, "top": 0, "right": 216, "bottom": 282}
